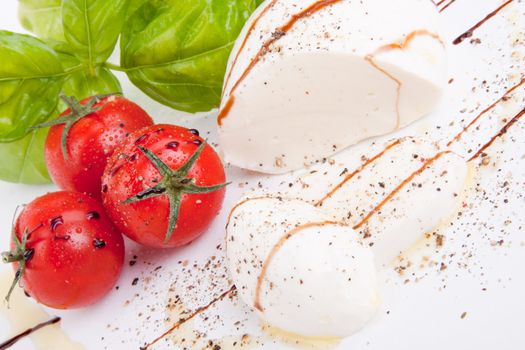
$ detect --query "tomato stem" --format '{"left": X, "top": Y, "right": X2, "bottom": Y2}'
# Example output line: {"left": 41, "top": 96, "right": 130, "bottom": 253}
{"left": 2, "top": 228, "right": 33, "bottom": 304}
{"left": 1, "top": 251, "right": 24, "bottom": 264}
{"left": 30, "top": 92, "right": 120, "bottom": 160}
{"left": 123, "top": 143, "right": 230, "bottom": 244}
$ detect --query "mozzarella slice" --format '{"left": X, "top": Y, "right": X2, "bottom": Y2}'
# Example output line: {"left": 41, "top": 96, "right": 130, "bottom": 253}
{"left": 349, "top": 150, "right": 467, "bottom": 267}
{"left": 287, "top": 137, "right": 469, "bottom": 266}
{"left": 226, "top": 197, "right": 379, "bottom": 338}
{"left": 218, "top": 0, "right": 447, "bottom": 174}
{"left": 226, "top": 137, "right": 469, "bottom": 337}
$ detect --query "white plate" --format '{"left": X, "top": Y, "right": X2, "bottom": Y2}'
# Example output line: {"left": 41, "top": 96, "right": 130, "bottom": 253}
{"left": 1, "top": 0, "right": 525, "bottom": 349}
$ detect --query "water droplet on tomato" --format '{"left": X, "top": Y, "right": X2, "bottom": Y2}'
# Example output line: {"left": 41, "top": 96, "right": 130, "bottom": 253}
{"left": 166, "top": 141, "right": 179, "bottom": 150}
{"left": 50, "top": 216, "right": 64, "bottom": 232}
{"left": 135, "top": 134, "right": 149, "bottom": 145}
{"left": 53, "top": 235, "right": 70, "bottom": 241}
{"left": 86, "top": 211, "right": 100, "bottom": 220}
{"left": 111, "top": 164, "right": 123, "bottom": 177}
{"left": 93, "top": 238, "right": 106, "bottom": 249}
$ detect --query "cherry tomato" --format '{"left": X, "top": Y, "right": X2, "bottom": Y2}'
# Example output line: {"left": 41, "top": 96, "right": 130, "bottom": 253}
{"left": 102, "top": 124, "right": 227, "bottom": 248}
{"left": 2, "top": 191, "right": 125, "bottom": 309}
{"left": 43, "top": 94, "right": 154, "bottom": 199}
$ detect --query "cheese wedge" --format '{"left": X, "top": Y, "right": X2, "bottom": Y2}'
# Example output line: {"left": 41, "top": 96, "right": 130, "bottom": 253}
{"left": 218, "top": 0, "right": 447, "bottom": 173}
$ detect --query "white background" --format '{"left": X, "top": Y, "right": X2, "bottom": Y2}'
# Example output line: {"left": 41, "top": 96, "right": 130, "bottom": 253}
{"left": 1, "top": 0, "right": 525, "bottom": 349}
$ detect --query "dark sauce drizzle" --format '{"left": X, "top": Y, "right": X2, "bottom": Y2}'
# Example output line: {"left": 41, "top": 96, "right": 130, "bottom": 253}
{"left": 469, "top": 108, "right": 525, "bottom": 161}
{"left": 0, "top": 317, "right": 61, "bottom": 350}
{"left": 140, "top": 286, "right": 236, "bottom": 350}
{"left": 453, "top": 0, "right": 514, "bottom": 45}
{"left": 222, "top": 0, "right": 280, "bottom": 97}
{"left": 217, "top": 0, "right": 343, "bottom": 126}
{"left": 439, "top": 0, "right": 456, "bottom": 13}
{"left": 447, "top": 79, "right": 525, "bottom": 146}
{"left": 147, "top": 0, "right": 524, "bottom": 346}
{"left": 432, "top": 0, "right": 456, "bottom": 13}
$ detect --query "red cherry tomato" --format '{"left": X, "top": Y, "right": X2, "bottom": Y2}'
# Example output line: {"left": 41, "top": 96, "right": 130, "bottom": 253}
{"left": 44, "top": 95, "right": 154, "bottom": 199}
{"left": 102, "top": 124, "right": 227, "bottom": 248}
{"left": 2, "top": 191, "right": 125, "bottom": 309}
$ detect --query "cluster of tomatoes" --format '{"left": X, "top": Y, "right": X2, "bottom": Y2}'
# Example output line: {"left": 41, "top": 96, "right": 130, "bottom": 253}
{"left": 2, "top": 94, "right": 227, "bottom": 309}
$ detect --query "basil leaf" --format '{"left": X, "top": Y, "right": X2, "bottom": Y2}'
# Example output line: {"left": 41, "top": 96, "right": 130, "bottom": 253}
{"left": 61, "top": 66, "right": 122, "bottom": 106}
{"left": 0, "top": 31, "right": 65, "bottom": 142}
{"left": 0, "top": 53, "right": 121, "bottom": 185}
{"left": 0, "top": 119, "right": 51, "bottom": 184}
{"left": 120, "top": 0, "right": 257, "bottom": 113}
{"left": 127, "top": 0, "right": 146, "bottom": 18}
{"left": 45, "top": 38, "right": 80, "bottom": 58}
{"left": 62, "top": 0, "right": 129, "bottom": 65}
{"left": 18, "top": 0, "right": 65, "bottom": 41}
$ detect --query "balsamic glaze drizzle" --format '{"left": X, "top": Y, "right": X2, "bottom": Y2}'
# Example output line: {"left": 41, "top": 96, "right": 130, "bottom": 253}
{"left": 0, "top": 317, "right": 61, "bottom": 350}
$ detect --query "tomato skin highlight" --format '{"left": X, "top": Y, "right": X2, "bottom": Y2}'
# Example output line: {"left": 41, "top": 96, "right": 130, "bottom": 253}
{"left": 102, "top": 124, "right": 227, "bottom": 248}
{"left": 45, "top": 96, "right": 154, "bottom": 199}
{"left": 11, "top": 191, "right": 125, "bottom": 309}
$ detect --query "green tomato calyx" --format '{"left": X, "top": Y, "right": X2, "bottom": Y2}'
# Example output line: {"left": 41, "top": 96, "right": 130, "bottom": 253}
{"left": 2, "top": 226, "right": 37, "bottom": 304}
{"left": 31, "top": 92, "right": 119, "bottom": 160}
{"left": 123, "top": 142, "right": 229, "bottom": 244}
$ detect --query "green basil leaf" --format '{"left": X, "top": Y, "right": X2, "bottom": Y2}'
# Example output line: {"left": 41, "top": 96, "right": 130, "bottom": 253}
{"left": 45, "top": 38, "right": 81, "bottom": 58}
{"left": 0, "top": 52, "right": 121, "bottom": 185}
{"left": 120, "top": 0, "right": 257, "bottom": 113}
{"left": 53, "top": 48, "right": 121, "bottom": 115}
{"left": 61, "top": 66, "right": 122, "bottom": 107}
{"left": 62, "top": 0, "right": 129, "bottom": 65}
{"left": 0, "top": 117, "right": 51, "bottom": 184}
{"left": 18, "top": 0, "right": 65, "bottom": 41}
{"left": 51, "top": 49, "right": 122, "bottom": 125}
{"left": 127, "top": 0, "right": 146, "bottom": 18}
{"left": 0, "top": 31, "right": 65, "bottom": 142}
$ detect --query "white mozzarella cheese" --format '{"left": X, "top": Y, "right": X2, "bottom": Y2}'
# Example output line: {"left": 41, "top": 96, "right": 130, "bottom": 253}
{"left": 226, "top": 138, "right": 469, "bottom": 337}
{"left": 226, "top": 197, "right": 379, "bottom": 338}
{"left": 218, "top": 0, "right": 447, "bottom": 173}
